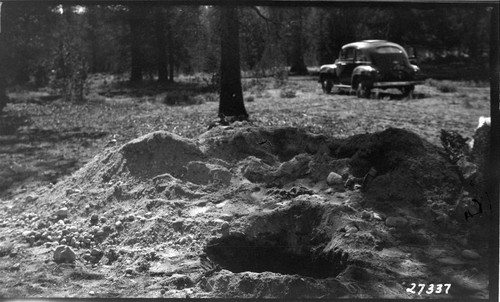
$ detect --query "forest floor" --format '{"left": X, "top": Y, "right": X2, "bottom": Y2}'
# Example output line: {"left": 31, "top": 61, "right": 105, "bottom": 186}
{"left": 0, "top": 74, "right": 492, "bottom": 298}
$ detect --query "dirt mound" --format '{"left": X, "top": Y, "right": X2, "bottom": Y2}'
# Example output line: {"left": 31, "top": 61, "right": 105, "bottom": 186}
{"left": 334, "top": 128, "right": 461, "bottom": 208}
{"left": 3, "top": 124, "right": 488, "bottom": 298}
{"left": 72, "top": 131, "right": 206, "bottom": 184}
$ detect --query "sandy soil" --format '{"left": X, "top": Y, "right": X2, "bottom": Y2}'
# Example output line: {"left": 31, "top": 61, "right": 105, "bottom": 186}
{"left": 0, "top": 76, "right": 492, "bottom": 298}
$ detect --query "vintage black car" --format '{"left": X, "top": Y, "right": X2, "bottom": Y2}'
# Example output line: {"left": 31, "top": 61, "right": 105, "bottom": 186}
{"left": 318, "top": 40, "right": 422, "bottom": 98}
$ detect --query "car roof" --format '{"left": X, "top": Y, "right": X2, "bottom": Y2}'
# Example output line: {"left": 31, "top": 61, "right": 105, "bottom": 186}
{"left": 342, "top": 40, "right": 405, "bottom": 51}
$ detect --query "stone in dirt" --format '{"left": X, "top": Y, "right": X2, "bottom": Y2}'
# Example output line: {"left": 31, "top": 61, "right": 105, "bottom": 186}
{"left": 361, "top": 211, "right": 371, "bottom": 220}
{"left": 461, "top": 249, "right": 480, "bottom": 260}
{"left": 90, "top": 214, "right": 99, "bottom": 225}
{"left": 53, "top": 245, "right": 76, "bottom": 264}
{"left": 56, "top": 207, "right": 69, "bottom": 219}
{"left": 326, "top": 172, "right": 343, "bottom": 186}
{"left": 163, "top": 274, "right": 194, "bottom": 290}
{"left": 384, "top": 216, "right": 408, "bottom": 228}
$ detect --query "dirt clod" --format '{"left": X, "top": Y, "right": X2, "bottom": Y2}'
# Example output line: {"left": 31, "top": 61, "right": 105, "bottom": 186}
{"left": 53, "top": 245, "right": 76, "bottom": 264}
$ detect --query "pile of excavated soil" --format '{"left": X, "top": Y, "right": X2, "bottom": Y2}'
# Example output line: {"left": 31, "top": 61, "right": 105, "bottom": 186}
{"left": 1, "top": 124, "right": 489, "bottom": 298}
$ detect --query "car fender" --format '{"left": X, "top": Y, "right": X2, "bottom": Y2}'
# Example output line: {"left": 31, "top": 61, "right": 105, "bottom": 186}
{"left": 352, "top": 65, "right": 378, "bottom": 86}
{"left": 319, "top": 64, "right": 338, "bottom": 80}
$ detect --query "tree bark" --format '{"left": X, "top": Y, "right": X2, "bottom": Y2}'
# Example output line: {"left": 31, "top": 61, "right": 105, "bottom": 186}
{"left": 87, "top": 6, "right": 100, "bottom": 73}
{"left": 219, "top": 6, "right": 248, "bottom": 119}
{"left": 129, "top": 5, "right": 143, "bottom": 84}
{"left": 166, "top": 16, "right": 175, "bottom": 82}
{"left": 155, "top": 9, "right": 168, "bottom": 83}
{"left": 289, "top": 8, "right": 308, "bottom": 75}
{"left": 0, "top": 4, "right": 7, "bottom": 112}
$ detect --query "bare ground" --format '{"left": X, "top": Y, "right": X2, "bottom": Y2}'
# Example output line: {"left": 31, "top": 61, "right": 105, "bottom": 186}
{"left": 0, "top": 75, "right": 491, "bottom": 298}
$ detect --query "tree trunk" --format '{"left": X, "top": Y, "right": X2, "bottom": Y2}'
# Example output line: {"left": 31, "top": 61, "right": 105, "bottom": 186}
{"left": 0, "top": 47, "right": 7, "bottom": 112}
{"left": 219, "top": 6, "right": 248, "bottom": 119}
{"left": 0, "top": 4, "right": 7, "bottom": 112}
{"left": 87, "top": 6, "right": 100, "bottom": 73}
{"left": 166, "top": 17, "right": 175, "bottom": 82}
{"left": 155, "top": 9, "right": 168, "bottom": 83}
{"left": 289, "top": 8, "right": 308, "bottom": 75}
{"left": 129, "top": 5, "right": 143, "bottom": 84}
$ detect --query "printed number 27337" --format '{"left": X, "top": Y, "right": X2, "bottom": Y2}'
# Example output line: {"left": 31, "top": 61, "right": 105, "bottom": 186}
{"left": 406, "top": 283, "right": 451, "bottom": 295}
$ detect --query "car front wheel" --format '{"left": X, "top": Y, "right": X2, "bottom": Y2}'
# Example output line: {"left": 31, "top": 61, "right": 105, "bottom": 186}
{"left": 321, "top": 79, "right": 333, "bottom": 94}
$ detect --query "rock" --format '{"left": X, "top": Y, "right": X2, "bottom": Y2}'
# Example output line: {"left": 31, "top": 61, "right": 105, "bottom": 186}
{"left": 220, "top": 222, "right": 230, "bottom": 236}
{"left": 461, "top": 249, "right": 481, "bottom": 260}
{"left": 25, "top": 195, "right": 38, "bottom": 203}
{"left": 82, "top": 252, "right": 92, "bottom": 261}
{"left": 102, "top": 225, "right": 112, "bottom": 233}
{"left": 373, "top": 213, "right": 383, "bottom": 221}
{"left": 90, "top": 214, "right": 99, "bottom": 225}
{"left": 126, "top": 215, "right": 135, "bottom": 222}
{"left": 33, "top": 231, "right": 41, "bottom": 240}
{"left": 437, "top": 257, "right": 465, "bottom": 266}
{"left": 242, "top": 157, "right": 273, "bottom": 183}
{"left": 45, "top": 242, "right": 58, "bottom": 248}
{"left": 56, "top": 207, "right": 69, "bottom": 219}
{"left": 11, "top": 262, "right": 21, "bottom": 271}
{"left": 100, "top": 217, "right": 107, "bottom": 223}
{"left": 344, "top": 223, "right": 359, "bottom": 233}
{"left": 361, "top": 211, "right": 371, "bottom": 219}
{"left": 115, "top": 221, "right": 123, "bottom": 230}
{"left": 22, "top": 230, "right": 33, "bottom": 237}
{"left": 165, "top": 274, "right": 194, "bottom": 290}
{"left": 172, "top": 219, "right": 184, "bottom": 231}
{"left": 27, "top": 236, "right": 35, "bottom": 246}
{"left": 89, "top": 291, "right": 95, "bottom": 296}
{"left": 178, "top": 235, "right": 193, "bottom": 245}
{"left": 385, "top": 216, "right": 408, "bottom": 228}
{"left": 125, "top": 267, "right": 134, "bottom": 274}
{"left": 66, "top": 188, "right": 81, "bottom": 195}
{"left": 326, "top": 172, "right": 343, "bottom": 186}
{"left": 53, "top": 245, "right": 76, "bottom": 264}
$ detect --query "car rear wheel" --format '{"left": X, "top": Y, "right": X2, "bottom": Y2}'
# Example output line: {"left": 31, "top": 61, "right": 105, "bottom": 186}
{"left": 401, "top": 85, "right": 415, "bottom": 99}
{"left": 356, "top": 80, "right": 371, "bottom": 99}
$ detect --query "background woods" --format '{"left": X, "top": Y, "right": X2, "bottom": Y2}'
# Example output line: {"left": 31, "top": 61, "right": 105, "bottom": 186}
{"left": 0, "top": 4, "right": 491, "bottom": 108}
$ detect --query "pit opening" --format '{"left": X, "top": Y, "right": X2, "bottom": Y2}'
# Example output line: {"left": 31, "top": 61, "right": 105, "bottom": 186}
{"left": 204, "top": 233, "right": 348, "bottom": 279}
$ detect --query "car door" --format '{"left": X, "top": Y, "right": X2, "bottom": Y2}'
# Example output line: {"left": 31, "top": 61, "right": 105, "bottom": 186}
{"left": 336, "top": 47, "right": 356, "bottom": 85}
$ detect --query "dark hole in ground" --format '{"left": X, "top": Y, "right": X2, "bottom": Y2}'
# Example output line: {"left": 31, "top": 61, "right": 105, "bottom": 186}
{"left": 204, "top": 233, "right": 348, "bottom": 279}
